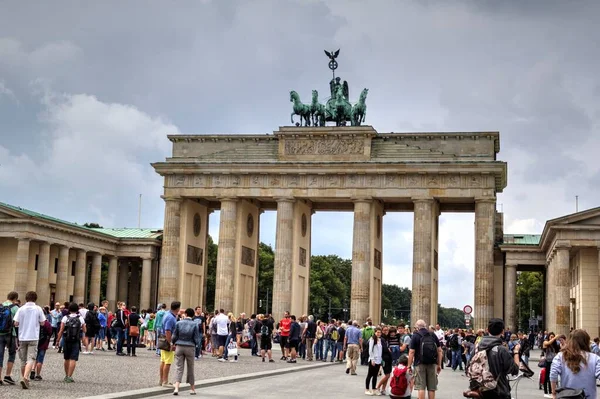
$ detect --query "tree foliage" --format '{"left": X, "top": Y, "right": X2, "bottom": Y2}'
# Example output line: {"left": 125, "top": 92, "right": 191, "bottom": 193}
{"left": 516, "top": 271, "right": 543, "bottom": 332}
{"left": 204, "top": 239, "right": 465, "bottom": 323}
{"left": 84, "top": 222, "right": 103, "bottom": 228}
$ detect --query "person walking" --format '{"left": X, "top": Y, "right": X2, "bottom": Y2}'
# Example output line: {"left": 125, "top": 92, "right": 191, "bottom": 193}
{"left": 344, "top": 320, "right": 362, "bottom": 375}
{"left": 172, "top": 308, "right": 200, "bottom": 396}
{"left": 550, "top": 329, "right": 600, "bottom": 399}
{"left": 0, "top": 291, "right": 19, "bottom": 385}
{"left": 126, "top": 306, "right": 141, "bottom": 357}
{"left": 13, "top": 291, "right": 45, "bottom": 389}
{"left": 56, "top": 302, "right": 87, "bottom": 383}
{"left": 365, "top": 327, "right": 383, "bottom": 396}
{"left": 407, "top": 320, "right": 442, "bottom": 399}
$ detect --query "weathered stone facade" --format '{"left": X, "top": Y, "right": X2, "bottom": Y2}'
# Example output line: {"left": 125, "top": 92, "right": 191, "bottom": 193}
{"left": 153, "top": 126, "right": 507, "bottom": 326}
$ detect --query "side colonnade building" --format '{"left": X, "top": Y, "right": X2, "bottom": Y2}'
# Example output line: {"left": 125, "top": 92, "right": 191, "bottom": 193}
{"left": 0, "top": 202, "right": 161, "bottom": 311}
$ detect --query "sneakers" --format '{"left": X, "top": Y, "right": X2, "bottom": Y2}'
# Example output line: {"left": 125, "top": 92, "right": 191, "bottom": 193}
{"left": 269, "top": 359, "right": 275, "bottom": 363}
{"left": 544, "top": 395, "right": 553, "bottom": 398}
{"left": 64, "top": 376, "right": 75, "bottom": 383}
{"left": 346, "top": 368, "right": 350, "bottom": 374}
{"left": 20, "top": 379, "right": 30, "bottom": 389}
{"left": 162, "top": 382, "right": 174, "bottom": 387}
{"left": 229, "top": 359, "right": 238, "bottom": 363}
{"left": 218, "top": 358, "right": 226, "bottom": 362}
{"left": 34, "top": 375, "right": 42, "bottom": 381}
{"left": 29, "top": 371, "right": 35, "bottom": 380}
{"left": 280, "top": 356, "right": 286, "bottom": 360}
{"left": 365, "top": 389, "right": 374, "bottom": 396}
{"left": 374, "top": 389, "right": 382, "bottom": 396}
{"left": 262, "top": 357, "right": 265, "bottom": 362}
{"left": 3, "top": 376, "right": 16, "bottom": 385}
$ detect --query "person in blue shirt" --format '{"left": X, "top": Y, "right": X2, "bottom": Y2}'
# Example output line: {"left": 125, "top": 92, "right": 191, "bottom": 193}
{"left": 343, "top": 320, "right": 363, "bottom": 375}
{"left": 158, "top": 301, "right": 179, "bottom": 387}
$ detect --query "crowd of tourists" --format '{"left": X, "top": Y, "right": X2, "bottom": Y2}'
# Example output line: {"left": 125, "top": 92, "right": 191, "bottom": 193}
{"left": 2, "top": 290, "right": 600, "bottom": 398}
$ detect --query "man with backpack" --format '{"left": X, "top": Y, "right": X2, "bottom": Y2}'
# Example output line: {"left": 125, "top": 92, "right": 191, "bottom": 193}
{"left": 0, "top": 291, "right": 19, "bottom": 385}
{"left": 407, "top": 320, "right": 442, "bottom": 399}
{"left": 465, "top": 318, "right": 520, "bottom": 399}
{"left": 259, "top": 314, "right": 275, "bottom": 363}
{"left": 323, "top": 319, "right": 338, "bottom": 362}
{"left": 83, "top": 303, "right": 100, "bottom": 354}
{"left": 56, "top": 302, "right": 87, "bottom": 383}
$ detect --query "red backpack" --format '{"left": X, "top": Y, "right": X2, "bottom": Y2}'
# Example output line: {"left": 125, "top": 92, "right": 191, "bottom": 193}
{"left": 390, "top": 365, "right": 409, "bottom": 396}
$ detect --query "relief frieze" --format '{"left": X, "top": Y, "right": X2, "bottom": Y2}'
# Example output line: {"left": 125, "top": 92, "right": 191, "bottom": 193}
{"left": 284, "top": 139, "right": 364, "bottom": 155}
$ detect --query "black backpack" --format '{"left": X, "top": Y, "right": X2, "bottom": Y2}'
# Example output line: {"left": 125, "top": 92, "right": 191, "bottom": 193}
{"left": 419, "top": 331, "right": 438, "bottom": 365}
{"left": 64, "top": 316, "right": 82, "bottom": 343}
{"left": 85, "top": 311, "right": 100, "bottom": 334}
{"left": 449, "top": 334, "right": 460, "bottom": 349}
{"left": 39, "top": 323, "right": 49, "bottom": 343}
{"left": 0, "top": 303, "right": 16, "bottom": 334}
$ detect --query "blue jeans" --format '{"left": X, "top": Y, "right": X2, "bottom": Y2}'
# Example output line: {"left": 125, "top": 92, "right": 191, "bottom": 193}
{"left": 390, "top": 345, "right": 400, "bottom": 365}
{"left": 315, "top": 339, "right": 324, "bottom": 360}
{"left": 0, "top": 334, "right": 16, "bottom": 366}
{"left": 324, "top": 339, "right": 337, "bottom": 361}
{"left": 451, "top": 349, "right": 463, "bottom": 370}
{"left": 114, "top": 327, "right": 124, "bottom": 354}
{"left": 250, "top": 334, "right": 258, "bottom": 355}
{"left": 195, "top": 334, "right": 204, "bottom": 358}
{"left": 299, "top": 340, "right": 306, "bottom": 359}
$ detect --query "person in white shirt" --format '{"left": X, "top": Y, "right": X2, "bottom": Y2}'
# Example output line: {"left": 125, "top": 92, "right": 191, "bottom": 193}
{"left": 212, "top": 309, "right": 230, "bottom": 360}
{"left": 13, "top": 291, "right": 46, "bottom": 390}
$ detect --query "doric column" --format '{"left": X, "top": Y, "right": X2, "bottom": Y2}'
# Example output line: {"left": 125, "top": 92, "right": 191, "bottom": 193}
{"left": 56, "top": 246, "right": 70, "bottom": 303}
{"left": 351, "top": 199, "right": 372, "bottom": 323}
{"left": 118, "top": 260, "right": 129, "bottom": 304}
{"left": 158, "top": 196, "right": 182, "bottom": 306}
{"left": 14, "top": 238, "right": 31, "bottom": 299}
{"left": 554, "top": 244, "right": 571, "bottom": 336}
{"left": 73, "top": 249, "right": 87, "bottom": 304}
{"left": 504, "top": 264, "right": 517, "bottom": 332}
{"left": 140, "top": 257, "right": 152, "bottom": 311}
{"left": 129, "top": 261, "right": 140, "bottom": 308}
{"left": 36, "top": 242, "right": 52, "bottom": 307}
{"left": 272, "top": 198, "right": 295, "bottom": 319}
{"left": 89, "top": 253, "right": 102, "bottom": 305}
{"left": 106, "top": 256, "right": 118, "bottom": 311}
{"left": 215, "top": 198, "right": 239, "bottom": 311}
{"left": 411, "top": 199, "right": 434, "bottom": 325}
{"left": 474, "top": 198, "right": 496, "bottom": 330}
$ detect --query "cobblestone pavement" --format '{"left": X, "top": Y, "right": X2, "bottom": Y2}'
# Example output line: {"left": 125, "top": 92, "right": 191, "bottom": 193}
{"left": 0, "top": 345, "right": 310, "bottom": 399}
{"left": 156, "top": 355, "right": 546, "bottom": 399}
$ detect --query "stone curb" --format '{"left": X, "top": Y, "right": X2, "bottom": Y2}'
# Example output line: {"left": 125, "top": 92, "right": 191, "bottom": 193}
{"left": 80, "top": 361, "right": 339, "bottom": 399}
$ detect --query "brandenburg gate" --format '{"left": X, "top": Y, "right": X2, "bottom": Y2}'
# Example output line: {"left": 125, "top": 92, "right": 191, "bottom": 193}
{"left": 152, "top": 126, "right": 507, "bottom": 328}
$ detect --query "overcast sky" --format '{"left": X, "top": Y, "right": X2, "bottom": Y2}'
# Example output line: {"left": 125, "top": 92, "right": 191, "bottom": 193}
{"left": 1, "top": 1, "right": 599, "bottom": 311}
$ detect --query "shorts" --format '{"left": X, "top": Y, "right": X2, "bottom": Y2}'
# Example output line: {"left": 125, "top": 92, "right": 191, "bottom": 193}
{"left": 217, "top": 335, "right": 227, "bottom": 348}
{"left": 96, "top": 327, "right": 106, "bottom": 340}
{"left": 63, "top": 341, "right": 80, "bottom": 361}
{"left": 415, "top": 363, "right": 438, "bottom": 391}
{"left": 288, "top": 339, "right": 299, "bottom": 352}
{"left": 336, "top": 342, "right": 344, "bottom": 352}
{"left": 160, "top": 349, "right": 174, "bottom": 365}
{"left": 260, "top": 336, "right": 272, "bottom": 351}
{"left": 382, "top": 358, "right": 392, "bottom": 375}
{"left": 147, "top": 331, "right": 155, "bottom": 341}
{"left": 280, "top": 335, "right": 289, "bottom": 348}
{"left": 36, "top": 349, "right": 47, "bottom": 364}
{"left": 18, "top": 340, "right": 38, "bottom": 365}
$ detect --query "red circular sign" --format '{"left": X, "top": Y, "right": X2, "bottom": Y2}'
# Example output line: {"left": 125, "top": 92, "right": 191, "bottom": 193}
{"left": 463, "top": 305, "right": 473, "bottom": 314}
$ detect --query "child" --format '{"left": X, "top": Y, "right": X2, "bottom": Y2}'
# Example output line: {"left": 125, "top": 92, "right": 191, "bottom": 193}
{"left": 389, "top": 355, "right": 413, "bottom": 398}
{"left": 146, "top": 313, "right": 156, "bottom": 350}
{"left": 31, "top": 314, "right": 53, "bottom": 380}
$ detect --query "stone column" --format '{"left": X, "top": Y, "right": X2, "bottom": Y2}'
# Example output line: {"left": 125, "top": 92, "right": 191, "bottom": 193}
{"left": 504, "top": 264, "right": 517, "bottom": 332}
{"left": 555, "top": 245, "right": 571, "bottom": 336}
{"left": 56, "top": 246, "right": 70, "bottom": 303}
{"left": 118, "top": 260, "right": 129, "bottom": 304}
{"left": 215, "top": 198, "right": 239, "bottom": 311}
{"left": 351, "top": 199, "right": 372, "bottom": 323}
{"left": 106, "top": 256, "right": 118, "bottom": 311}
{"left": 158, "top": 197, "right": 182, "bottom": 306}
{"left": 14, "top": 238, "right": 31, "bottom": 299}
{"left": 272, "top": 198, "right": 295, "bottom": 319}
{"left": 73, "top": 249, "right": 87, "bottom": 304}
{"left": 129, "top": 262, "right": 140, "bottom": 308}
{"left": 474, "top": 198, "right": 496, "bottom": 330}
{"left": 140, "top": 257, "right": 152, "bottom": 311}
{"left": 89, "top": 253, "right": 102, "bottom": 305}
{"left": 411, "top": 199, "right": 434, "bottom": 325}
{"left": 37, "top": 242, "right": 52, "bottom": 307}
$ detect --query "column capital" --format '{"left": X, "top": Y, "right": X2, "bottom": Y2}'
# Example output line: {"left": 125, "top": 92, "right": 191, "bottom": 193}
{"left": 76, "top": 248, "right": 88, "bottom": 255}
{"left": 474, "top": 197, "right": 496, "bottom": 204}
{"left": 15, "top": 236, "right": 31, "bottom": 242}
{"left": 411, "top": 197, "right": 434, "bottom": 204}
{"left": 161, "top": 195, "right": 182, "bottom": 202}
{"left": 217, "top": 196, "right": 239, "bottom": 202}
{"left": 140, "top": 256, "right": 153, "bottom": 261}
{"left": 274, "top": 197, "right": 295, "bottom": 203}
{"left": 555, "top": 240, "right": 572, "bottom": 250}
{"left": 352, "top": 196, "right": 373, "bottom": 203}
{"left": 505, "top": 263, "right": 518, "bottom": 269}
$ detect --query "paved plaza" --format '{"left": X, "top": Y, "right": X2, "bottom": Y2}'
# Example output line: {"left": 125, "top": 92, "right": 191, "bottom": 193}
{"left": 153, "top": 354, "right": 544, "bottom": 399}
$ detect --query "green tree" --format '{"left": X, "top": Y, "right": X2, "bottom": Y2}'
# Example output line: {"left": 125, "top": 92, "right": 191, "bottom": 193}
{"left": 204, "top": 235, "right": 218, "bottom": 312}
{"left": 381, "top": 284, "right": 411, "bottom": 325}
{"left": 257, "top": 242, "right": 274, "bottom": 314}
{"left": 438, "top": 305, "right": 467, "bottom": 329}
{"left": 516, "top": 271, "right": 543, "bottom": 332}
{"left": 308, "top": 255, "right": 352, "bottom": 321}
{"left": 84, "top": 222, "right": 103, "bottom": 228}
